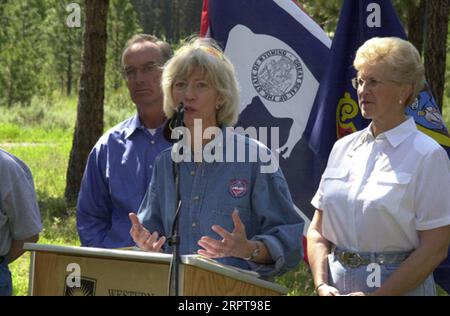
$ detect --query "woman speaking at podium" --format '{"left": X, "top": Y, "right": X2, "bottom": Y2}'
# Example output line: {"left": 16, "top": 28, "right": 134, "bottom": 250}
{"left": 128, "top": 37, "right": 304, "bottom": 278}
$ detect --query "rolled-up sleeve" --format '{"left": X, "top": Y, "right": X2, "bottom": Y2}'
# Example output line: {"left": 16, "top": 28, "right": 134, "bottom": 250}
{"left": 247, "top": 168, "right": 304, "bottom": 277}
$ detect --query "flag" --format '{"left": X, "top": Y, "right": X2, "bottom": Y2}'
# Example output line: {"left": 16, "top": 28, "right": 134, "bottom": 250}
{"left": 306, "top": 0, "right": 450, "bottom": 293}
{"left": 200, "top": 0, "right": 332, "bottom": 231}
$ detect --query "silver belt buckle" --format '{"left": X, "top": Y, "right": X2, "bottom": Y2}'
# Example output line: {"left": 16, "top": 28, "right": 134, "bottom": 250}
{"left": 341, "top": 252, "right": 364, "bottom": 268}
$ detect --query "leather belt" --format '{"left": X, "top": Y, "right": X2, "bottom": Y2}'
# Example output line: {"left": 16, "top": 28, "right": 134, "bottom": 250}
{"left": 332, "top": 246, "right": 412, "bottom": 269}
{"left": 0, "top": 256, "right": 5, "bottom": 264}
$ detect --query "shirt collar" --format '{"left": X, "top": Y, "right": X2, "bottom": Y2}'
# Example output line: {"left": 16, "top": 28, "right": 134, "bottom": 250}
{"left": 124, "top": 114, "right": 167, "bottom": 139}
{"left": 376, "top": 116, "right": 417, "bottom": 148}
{"left": 123, "top": 114, "right": 142, "bottom": 139}
{"left": 353, "top": 116, "right": 417, "bottom": 150}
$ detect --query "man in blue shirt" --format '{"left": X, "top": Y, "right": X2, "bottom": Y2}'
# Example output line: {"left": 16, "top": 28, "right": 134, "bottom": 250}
{"left": 76, "top": 34, "right": 172, "bottom": 248}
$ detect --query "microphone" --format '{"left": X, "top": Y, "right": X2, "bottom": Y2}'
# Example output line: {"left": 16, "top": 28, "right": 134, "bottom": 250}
{"left": 174, "top": 102, "right": 184, "bottom": 129}
{"left": 164, "top": 102, "right": 185, "bottom": 143}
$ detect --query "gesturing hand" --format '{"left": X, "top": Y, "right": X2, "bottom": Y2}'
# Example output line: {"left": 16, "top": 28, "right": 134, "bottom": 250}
{"left": 129, "top": 212, "right": 166, "bottom": 252}
{"left": 197, "top": 209, "right": 253, "bottom": 259}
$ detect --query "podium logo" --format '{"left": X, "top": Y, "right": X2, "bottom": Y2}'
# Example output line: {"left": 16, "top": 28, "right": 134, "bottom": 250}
{"left": 64, "top": 276, "right": 97, "bottom": 296}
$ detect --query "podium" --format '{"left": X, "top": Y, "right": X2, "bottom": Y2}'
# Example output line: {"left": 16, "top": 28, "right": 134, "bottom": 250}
{"left": 24, "top": 243, "right": 287, "bottom": 296}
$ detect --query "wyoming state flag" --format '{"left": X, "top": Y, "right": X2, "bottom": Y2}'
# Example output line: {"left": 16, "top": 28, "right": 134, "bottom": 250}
{"left": 306, "top": 0, "right": 450, "bottom": 293}
{"left": 200, "top": 0, "right": 331, "bottom": 223}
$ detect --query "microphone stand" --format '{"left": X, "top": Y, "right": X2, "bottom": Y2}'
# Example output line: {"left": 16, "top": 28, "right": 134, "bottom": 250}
{"left": 167, "top": 103, "right": 184, "bottom": 296}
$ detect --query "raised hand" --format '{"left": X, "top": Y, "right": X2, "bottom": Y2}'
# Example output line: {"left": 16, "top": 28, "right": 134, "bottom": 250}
{"left": 197, "top": 209, "right": 254, "bottom": 259}
{"left": 129, "top": 212, "right": 166, "bottom": 252}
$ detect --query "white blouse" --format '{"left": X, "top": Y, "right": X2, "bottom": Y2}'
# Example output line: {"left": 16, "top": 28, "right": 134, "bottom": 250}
{"left": 311, "top": 117, "right": 450, "bottom": 252}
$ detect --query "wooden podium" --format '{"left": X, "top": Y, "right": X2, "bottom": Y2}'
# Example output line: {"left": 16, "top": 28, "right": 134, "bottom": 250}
{"left": 24, "top": 243, "right": 287, "bottom": 296}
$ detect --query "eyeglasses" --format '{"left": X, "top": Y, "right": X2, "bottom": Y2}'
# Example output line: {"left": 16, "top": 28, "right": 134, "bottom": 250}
{"left": 351, "top": 77, "right": 387, "bottom": 90}
{"left": 123, "top": 62, "right": 162, "bottom": 80}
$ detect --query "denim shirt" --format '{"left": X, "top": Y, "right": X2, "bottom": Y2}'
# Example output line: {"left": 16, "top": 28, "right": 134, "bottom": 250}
{"left": 77, "top": 114, "right": 171, "bottom": 248}
{"left": 138, "top": 128, "right": 304, "bottom": 277}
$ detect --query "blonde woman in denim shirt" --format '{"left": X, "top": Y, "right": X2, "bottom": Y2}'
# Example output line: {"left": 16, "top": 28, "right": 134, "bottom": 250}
{"left": 129, "top": 38, "right": 304, "bottom": 277}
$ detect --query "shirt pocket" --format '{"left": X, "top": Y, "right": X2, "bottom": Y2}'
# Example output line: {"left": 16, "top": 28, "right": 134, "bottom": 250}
{"left": 321, "top": 168, "right": 350, "bottom": 207}
{"left": 109, "top": 165, "right": 141, "bottom": 200}
{"left": 362, "top": 172, "right": 412, "bottom": 213}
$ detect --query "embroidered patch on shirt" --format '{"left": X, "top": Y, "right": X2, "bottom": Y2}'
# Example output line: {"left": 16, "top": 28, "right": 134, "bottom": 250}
{"left": 228, "top": 179, "right": 248, "bottom": 198}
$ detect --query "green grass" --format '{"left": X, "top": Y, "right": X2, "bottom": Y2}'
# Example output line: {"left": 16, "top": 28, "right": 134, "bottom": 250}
{"left": 276, "top": 262, "right": 315, "bottom": 296}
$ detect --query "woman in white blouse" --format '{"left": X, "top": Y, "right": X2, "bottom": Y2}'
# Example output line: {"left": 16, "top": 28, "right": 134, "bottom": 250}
{"left": 307, "top": 37, "right": 450, "bottom": 296}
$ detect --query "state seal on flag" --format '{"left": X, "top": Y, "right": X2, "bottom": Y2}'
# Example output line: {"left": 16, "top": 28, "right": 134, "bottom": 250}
{"left": 251, "top": 48, "right": 303, "bottom": 102}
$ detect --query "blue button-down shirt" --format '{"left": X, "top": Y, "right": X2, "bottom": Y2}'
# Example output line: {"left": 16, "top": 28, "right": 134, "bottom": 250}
{"left": 138, "top": 128, "right": 304, "bottom": 277}
{"left": 77, "top": 114, "right": 171, "bottom": 248}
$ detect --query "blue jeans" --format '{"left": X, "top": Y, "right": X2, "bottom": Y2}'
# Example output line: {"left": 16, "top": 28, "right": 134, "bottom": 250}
{"left": 327, "top": 253, "right": 436, "bottom": 296}
{"left": 0, "top": 259, "right": 12, "bottom": 296}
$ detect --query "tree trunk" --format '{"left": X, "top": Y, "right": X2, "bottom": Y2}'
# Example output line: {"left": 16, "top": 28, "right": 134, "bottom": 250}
{"left": 65, "top": 0, "right": 109, "bottom": 206}
{"left": 423, "top": 0, "right": 449, "bottom": 111}
{"left": 407, "top": 0, "right": 424, "bottom": 55}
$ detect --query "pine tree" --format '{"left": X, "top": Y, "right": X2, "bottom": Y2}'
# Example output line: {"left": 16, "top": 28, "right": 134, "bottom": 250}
{"left": 0, "top": 0, "right": 52, "bottom": 107}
